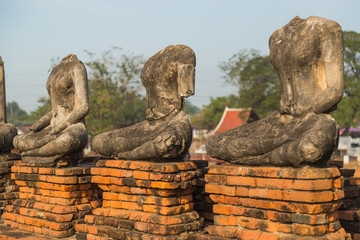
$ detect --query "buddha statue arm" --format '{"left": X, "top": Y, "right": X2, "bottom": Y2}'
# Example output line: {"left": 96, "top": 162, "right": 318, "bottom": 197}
{"left": 117, "top": 132, "right": 182, "bottom": 160}
{"left": 50, "top": 63, "right": 89, "bottom": 135}
{"left": 30, "top": 112, "right": 52, "bottom": 132}
{"left": 303, "top": 22, "right": 344, "bottom": 115}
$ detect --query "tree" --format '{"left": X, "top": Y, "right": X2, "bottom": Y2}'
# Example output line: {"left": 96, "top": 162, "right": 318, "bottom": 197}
{"left": 184, "top": 99, "right": 200, "bottom": 115}
{"left": 218, "top": 32, "right": 360, "bottom": 130}
{"left": 85, "top": 47, "right": 146, "bottom": 136}
{"left": 331, "top": 31, "right": 360, "bottom": 132}
{"left": 219, "top": 49, "right": 280, "bottom": 118}
{"left": 27, "top": 97, "right": 51, "bottom": 123}
{"left": 6, "top": 101, "right": 30, "bottom": 125}
{"left": 28, "top": 47, "right": 147, "bottom": 136}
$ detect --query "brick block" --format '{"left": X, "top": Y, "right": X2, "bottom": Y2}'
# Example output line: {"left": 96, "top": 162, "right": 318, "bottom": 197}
{"left": 214, "top": 215, "right": 239, "bottom": 226}
{"left": 19, "top": 186, "right": 96, "bottom": 199}
{"left": 4, "top": 219, "right": 75, "bottom": 238}
{"left": 85, "top": 215, "right": 135, "bottom": 230}
{"left": 132, "top": 170, "right": 150, "bottom": 180}
{"left": 102, "top": 192, "right": 193, "bottom": 206}
{"left": 15, "top": 180, "right": 92, "bottom": 192}
{"left": 249, "top": 188, "right": 335, "bottom": 203}
{"left": 9, "top": 205, "right": 74, "bottom": 222}
{"left": 292, "top": 179, "right": 333, "bottom": 190}
{"left": 212, "top": 194, "right": 343, "bottom": 215}
{"left": 97, "top": 159, "right": 197, "bottom": 174}
{"left": 255, "top": 178, "right": 293, "bottom": 189}
{"left": 54, "top": 167, "right": 86, "bottom": 176}
{"left": 236, "top": 229, "right": 262, "bottom": 239}
{"left": 293, "top": 224, "right": 327, "bottom": 236}
{"left": 207, "top": 165, "right": 243, "bottom": 176}
{"left": 206, "top": 184, "right": 237, "bottom": 196}
{"left": 333, "top": 177, "right": 344, "bottom": 189}
{"left": 245, "top": 167, "right": 281, "bottom": 178}
{"left": 344, "top": 187, "right": 360, "bottom": 198}
{"left": 207, "top": 225, "right": 238, "bottom": 238}
{"left": 280, "top": 168, "right": 336, "bottom": 179}
{"left": 134, "top": 219, "right": 203, "bottom": 235}
{"left": 339, "top": 209, "right": 360, "bottom": 221}
{"left": 205, "top": 174, "right": 227, "bottom": 184}
{"left": 258, "top": 232, "right": 280, "bottom": 240}
{"left": 19, "top": 192, "right": 95, "bottom": 206}
{"left": 340, "top": 221, "right": 360, "bottom": 234}
{"left": 95, "top": 209, "right": 200, "bottom": 226}
{"left": 349, "top": 177, "right": 360, "bottom": 186}
{"left": 227, "top": 176, "right": 256, "bottom": 187}
{"left": 291, "top": 213, "right": 330, "bottom": 225}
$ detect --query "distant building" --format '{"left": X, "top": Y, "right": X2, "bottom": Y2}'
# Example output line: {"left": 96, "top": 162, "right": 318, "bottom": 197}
{"left": 16, "top": 125, "right": 31, "bottom": 135}
{"left": 212, "top": 107, "right": 259, "bottom": 135}
{"left": 190, "top": 107, "right": 259, "bottom": 163}
{"left": 335, "top": 136, "right": 360, "bottom": 164}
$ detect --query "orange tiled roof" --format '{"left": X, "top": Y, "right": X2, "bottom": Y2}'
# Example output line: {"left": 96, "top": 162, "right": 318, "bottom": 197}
{"left": 213, "top": 107, "right": 252, "bottom": 134}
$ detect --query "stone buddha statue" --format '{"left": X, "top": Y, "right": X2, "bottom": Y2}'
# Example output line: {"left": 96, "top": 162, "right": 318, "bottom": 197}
{"left": 92, "top": 45, "right": 196, "bottom": 161}
{"left": 0, "top": 57, "right": 17, "bottom": 155}
{"left": 206, "top": 16, "right": 344, "bottom": 167}
{"left": 13, "top": 54, "right": 89, "bottom": 166}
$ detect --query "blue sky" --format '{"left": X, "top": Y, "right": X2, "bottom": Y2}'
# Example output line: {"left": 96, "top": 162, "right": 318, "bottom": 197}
{"left": 1, "top": 0, "right": 359, "bottom": 112}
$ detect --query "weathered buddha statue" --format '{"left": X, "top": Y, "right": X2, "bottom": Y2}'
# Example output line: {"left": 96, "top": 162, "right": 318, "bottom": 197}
{"left": 92, "top": 45, "right": 196, "bottom": 161}
{"left": 0, "top": 57, "right": 17, "bottom": 155}
{"left": 13, "top": 54, "right": 89, "bottom": 166}
{"left": 206, "top": 16, "right": 344, "bottom": 167}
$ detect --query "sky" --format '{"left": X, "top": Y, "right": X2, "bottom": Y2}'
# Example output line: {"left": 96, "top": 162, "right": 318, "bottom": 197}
{"left": 1, "top": 0, "right": 360, "bottom": 113}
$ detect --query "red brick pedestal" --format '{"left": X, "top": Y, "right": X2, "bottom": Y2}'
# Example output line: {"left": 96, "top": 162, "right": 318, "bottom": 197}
{"left": 0, "top": 155, "right": 21, "bottom": 217}
{"left": 76, "top": 159, "right": 203, "bottom": 240}
{"left": 3, "top": 162, "right": 100, "bottom": 238}
{"left": 339, "top": 168, "right": 360, "bottom": 240}
{"left": 196, "top": 165, "right": 348, "bottom": 240}
{"left": 191, "top": 160, "right": 214, "bottom": 224}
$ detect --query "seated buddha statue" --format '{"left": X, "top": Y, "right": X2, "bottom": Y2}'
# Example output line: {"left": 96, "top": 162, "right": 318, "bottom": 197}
{"left": 0, "top": 57, "right": 17, "bottom": 156}
{"left": 13, "top": 54, "right": 89, "bottom": 166}
{"left": 206, "top": 16, "right": 344, "bottom": 167}
{"left": 92, "top": 45, "right": 196, "bottom": 162}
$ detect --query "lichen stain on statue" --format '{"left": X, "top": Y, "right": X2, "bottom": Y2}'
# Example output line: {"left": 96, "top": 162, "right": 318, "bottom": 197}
{"left": 92, "top": 45, "right": 195, "bottom": 162}
{"left": 13, "top": 54, "right": 89, "bottom": 167}
{"left": 206, "top": 16, "right": 344, "bottom": 167}
{"left": 0, "top": 57, "right": 18, "bottom": 159}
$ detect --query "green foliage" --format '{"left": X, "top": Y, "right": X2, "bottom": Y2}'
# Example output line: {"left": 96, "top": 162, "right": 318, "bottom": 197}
{"left": 85, "top": 47, "right": 146, "bottom": 136}
{"left": 191, "top": 95, "right": 240, "bottom": 130}
{"left": 24, "top": 97, "right": 52, "bottom": 125}
{"left": 219, "top": 49, "right": 280, "bottom": 118}
{"left": 6, "top": 101, "right": 30, "bottom": 125}
{"left": 331, "top": 31, "right": 360, "bottom": 130}
{"left": 184, "top": 99, "right": 200, "bottom": 115}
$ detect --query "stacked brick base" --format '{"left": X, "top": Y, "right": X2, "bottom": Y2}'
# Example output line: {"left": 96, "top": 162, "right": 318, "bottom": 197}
{"left": 191, "top": 160, "right": 214, "bottom": 224}
{"left": 339, "top": 168, "right": 360, "bottom": 240}
{"left": 1, "top": 159, "right": 355, "bottom": 239}
{"left": 193, "top": 165, "right": 348, "bottom": 240}
{"left": 0, "top": 155, "right": 20, "bottom": 217}
{"left": 3, "top": 162, "right": 101, "bottom": 238}
{"left": 75, "top": 159, "right": 204, "bottom": 240}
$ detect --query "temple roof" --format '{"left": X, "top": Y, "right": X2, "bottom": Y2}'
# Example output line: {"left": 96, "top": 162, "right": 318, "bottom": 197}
{"left": 213, "top": 107, "right": 258, "bottom": 134}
